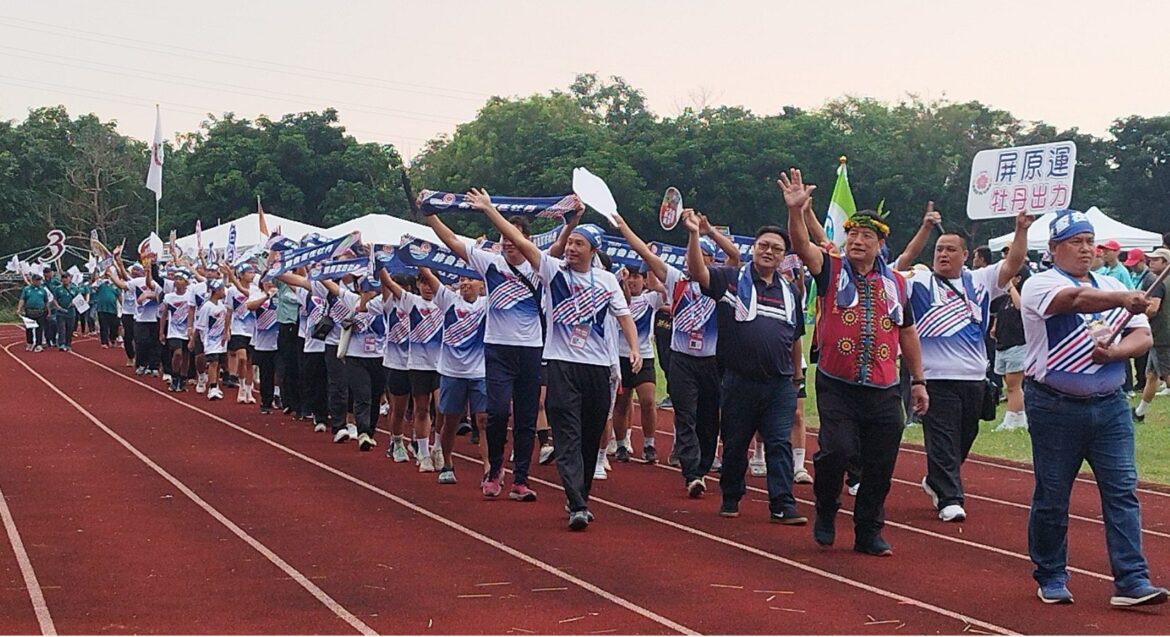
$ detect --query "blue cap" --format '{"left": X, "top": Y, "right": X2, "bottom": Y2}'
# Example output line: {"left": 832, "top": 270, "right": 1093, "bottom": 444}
{"left": 1050, "top": 209, "right": 1093, "bottom": 243}
{"left": 698, "top": 237, "right": 717, "bottom": 257}
{"left": 571, "top": 224, "right": 605, "bottom": 250}
{"left": 208, "top": 279, "right": 224, "bottom": 292}
{"left": 236, "top": 263, "right": 256, "bottom": 275}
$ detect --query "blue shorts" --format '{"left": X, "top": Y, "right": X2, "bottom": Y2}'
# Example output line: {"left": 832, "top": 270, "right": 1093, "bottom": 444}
{"left": 438, "top": 375, "right": 487, "bottom": 415}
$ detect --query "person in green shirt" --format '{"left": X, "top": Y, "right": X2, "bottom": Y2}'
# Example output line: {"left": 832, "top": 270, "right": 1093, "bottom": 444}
{"left": 92, "top": 274, "right": 121, "bottom": 348}
{"left": 1093, "top": 240, "right": 1134, "bottom": 289}
{"left": 50, "top": 271, "right": 81, "bottom": 351}
{"left": 16, "top": 273, "right": 53, "bottom": 352}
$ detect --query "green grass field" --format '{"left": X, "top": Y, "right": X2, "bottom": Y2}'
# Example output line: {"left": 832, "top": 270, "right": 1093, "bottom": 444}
{"left": 652, "top": 335, "right": 1170, "bottom": 485}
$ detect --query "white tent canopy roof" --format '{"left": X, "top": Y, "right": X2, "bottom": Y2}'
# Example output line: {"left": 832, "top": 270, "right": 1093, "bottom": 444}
{"left": 987, "top": 207, "right": 1163, "bottom": 252}
{"left": 175, "top": 214, "right": 326, "bottom": 252}
{"left": 324, "top": 213, "right": 469, "bottom": 246}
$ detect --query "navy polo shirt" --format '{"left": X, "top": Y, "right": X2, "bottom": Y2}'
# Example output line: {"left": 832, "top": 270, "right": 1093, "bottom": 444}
{"left": 703, "top": 264, "right": 803, "bottom": 379}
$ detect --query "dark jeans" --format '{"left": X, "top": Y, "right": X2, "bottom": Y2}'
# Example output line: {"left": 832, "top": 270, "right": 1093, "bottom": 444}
{"left": 345, "top": 356, "right": 385, "bottom": 436}
{"left": 299, "top": 351, "right": 328, "bottom": 423}
{"left": 134, "top": 321, "right": 161, "bottom": 370}
{"left": 546, "top": 360, "right": 611, "bottom": 513}
{"left": 254, "top": 349, "right": 277, "bottom": 408}
{"left": 323, "top": 345, "right": 349, "bottom": 431}
{"left": 813, "top": 372, "right": 905, "bottom": 540}
{"left": 121, "top": 314, "right": 136, "bottom": 360}
{"left": 98, "top": 312, "right": 118, "bottom": 346}
{"left": 668, "top": 352, "right": 721, "bottom": 484}
{"left": 484, "top": 344, "right": 542, "bottom": 485}
{"left": 277, "top": 323, "right": 302, "bottom": 412}
{"left": 719, "top": 370, "right": 798, "bottom": 514}
{"left": 1025, "top": 382, "right": 1151, "bottom": 592}
{"left": 921, "top": 379, "right": 985, "bottom": 509}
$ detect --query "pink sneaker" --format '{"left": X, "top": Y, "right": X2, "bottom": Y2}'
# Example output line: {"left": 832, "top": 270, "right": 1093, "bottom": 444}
{"left": 508, "top": 483, "right": 537, "bottom": 502}
{"left": 481, "top": 472, "right": 502, "bottom": 498}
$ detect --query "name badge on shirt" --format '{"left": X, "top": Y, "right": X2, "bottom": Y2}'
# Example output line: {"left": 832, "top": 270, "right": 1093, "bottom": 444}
{"left": 688, "top": 330, "right": 704, "bottom": 351}
{"left": 569, "top": 324, "right": 590, "bottom": 349}
{"left": 363, "top": 335, "right": 377, "bottom": 353}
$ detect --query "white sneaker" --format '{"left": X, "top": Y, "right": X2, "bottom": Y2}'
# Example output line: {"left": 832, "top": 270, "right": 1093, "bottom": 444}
{"left": 922, "top": 476, "right": 940, "bottom": 508}
{"left": 749, "top": 458, "right": 767, "bottom": 477}
{"left": 430, "top": 445, "right": 444, "bottom": 470}
{"left": 418, "top": 456, "right": 436, "bottom": 473}
{"left": 847, "top": 482, "right": 860, "bottom": 497}
{"left": 207, "top": 386, "right": 224, "bottom": 400}
{"left": 793, "top": 467, "right": 813, "bottom": 484}
{"left": 163, "top": 373, "right": 172, "bottom": 383}
{"left": 605, "top": 438, "right": 618, "bottom": 455}
{"left": 939, "top": 504, "right": 967, "bottom": 522}
{"left": 333, "top": 428, "right": 353, "bottom": 444}
{"left": 379, "top": 402, "right": 389, "bottom": 416}
{"left": 358, "top": 433, "right": 375, "bottom": 451}
{"left": 245, "top": 384, "right": 257, "bottom": 404}
{"left": 391, "top": 441, "right": 409, "bottom": 462}
{"left": 538, "top": 444, "right": 555, "bottom": 465}
{"left": 602, "top": 455, "right": 612, "bottom": 471}
{"left": 313, "top": 422, "right": 327, "bottom": 433}
{"left": 195, "top": 380, "right": 206, "bottom": 394}
{"left": 593, "top": 462, "right": 608, "bottom": 481}
{"left": 236, "top": 387, "right": 248, "bottom": 403}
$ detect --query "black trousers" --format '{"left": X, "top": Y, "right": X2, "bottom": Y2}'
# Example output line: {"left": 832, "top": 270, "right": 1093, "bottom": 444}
{"left": 668, "top": 352, "right": 721, "bottom": 484}
{"left": 121, "top": 314, "right": 136, "bottom": 360}
{"left": 346, "top": 356, "right": 385, "bottom": 436}
{"left": 654, "top": 324, "right": 673, "bottom": 388}
{"left": 134, "top": 321, "right": 161, "bottom": 370}
{"left": 254, "top": 349, "right": 277, "bottom": 408}
{"left": 1134, "top": 353, "right": 1150, "bottom": 392}
{"left": 24, "top": 314, "right": 48, "bottom": 346}
{"left": 44, "top": 313, "right": 57, "bottom": 346}
{"left": 98, "top": 312, "right": 118, "bottom": 346}
{"left": 299, "top": 350, "right": 328, "bottom": 423}
{"left": 922, "top": 379, "right": 984, "bottom": 510}
{"left": 323, "top": 345, "right": 349, "bottom": 430}
{"left": 277, "top": 323, "right": 303, "bottom": 412}
{"left": 546, "top": 360, "right": 612, "bottom": 513}
{"left": 813, "top": 372, "right": 905, "bottom": 540}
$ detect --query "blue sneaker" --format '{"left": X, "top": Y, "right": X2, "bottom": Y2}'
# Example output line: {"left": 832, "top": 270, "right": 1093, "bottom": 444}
{"left": 1110, "top": 584, "right": 1168, "bottom": 608}
{"left": 1037, "top": 582, "right": 1074, "bottom": 604}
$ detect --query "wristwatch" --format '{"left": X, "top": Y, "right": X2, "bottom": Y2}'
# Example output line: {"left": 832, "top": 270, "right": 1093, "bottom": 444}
{"left": 910, "top": 379, "right": 927, "bottom": 387}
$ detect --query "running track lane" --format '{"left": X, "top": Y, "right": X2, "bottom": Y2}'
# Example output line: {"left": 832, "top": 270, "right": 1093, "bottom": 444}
{"left": 11, "top": 344, "right": 690, "bottom": 635}
{"left": 0, "top": 343, "right": 366, "bottom": 635}
{"left": 59, "top": 342, "right": 997, "bottom": 635}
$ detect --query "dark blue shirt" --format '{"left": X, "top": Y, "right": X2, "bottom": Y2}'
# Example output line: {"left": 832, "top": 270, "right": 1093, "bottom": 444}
{"left": 702, "top": 264, "right": 803, "bottom": 379}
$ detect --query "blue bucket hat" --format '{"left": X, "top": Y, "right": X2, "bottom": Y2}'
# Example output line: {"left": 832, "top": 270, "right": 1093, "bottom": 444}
{"left": 1049, "top": 209, "right": 1093, "bottom": 243}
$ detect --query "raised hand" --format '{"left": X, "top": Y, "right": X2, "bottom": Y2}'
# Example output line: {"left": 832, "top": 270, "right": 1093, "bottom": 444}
{"left": 681, "top": 208, "right": 701, "bottom": 234}
{"left": 922, "top": 201, "right": 942, "bottom": 228}
{"left": 696, "top": 212, "right": 712, "bottom": 236}
{"left": 1014, "top": 209, "right": 1034, "bottom": 232}
{"left": 776, "top": 168, "right": 816, "bottom": 211}
{"left": 464, "top": 188, "right": 494, "bottom": 212}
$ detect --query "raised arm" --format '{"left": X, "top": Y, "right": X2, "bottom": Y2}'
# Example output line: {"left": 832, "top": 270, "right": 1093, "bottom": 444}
{"left": 377, "top": 268, "right": 406, "bottom": 300}
{"left": 547, "top": 205, "right": 584, "bottom": 259}
{"left": 893, "top": 202, "right": 942, "bottom": 272}
{"left": 698, "top": 212, "right": 740, "bottom": 268}
{"left": 466, "top": 188, "right": 541, "bottom": 268}
{"left": 611, "top": 212, "right": 667, "bottom": 281}
{"left": 107, "top": 265, "right": 129, "bottom": 291}
{"left": 802, "top": 197, "right": 830, "bottom": 248}
{"left": 416, "top": 266, "right": 439, "bottom": 292}
{"left": 778, "top": 168, "right": 824, "bottom": 275}
{"left": 683, "top": 211, "right": 710, "bottom": 290}
{"left": 275, "top": 271, "right": 311, "bottom": 291}
{"left": 424, "top": 212, "right": 471, "bottom": 263}
{"left": 995, "top": 210, "right": 1033, "bottom": 289}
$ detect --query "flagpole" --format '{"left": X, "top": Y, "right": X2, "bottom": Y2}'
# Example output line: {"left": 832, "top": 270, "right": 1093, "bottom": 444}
{"left": 155, "top": 198, "right": 160, "bottom": 236}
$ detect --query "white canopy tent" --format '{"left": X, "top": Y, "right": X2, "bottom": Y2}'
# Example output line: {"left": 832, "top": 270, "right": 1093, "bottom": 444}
{"left": 325, "top": 213, "right": 470, "bottom": 246}
{"left": 174, "top": 214, "right": 326, "bottom": 253}
{"left": 987, "top": 206, "right": 1163, "bottom": 252}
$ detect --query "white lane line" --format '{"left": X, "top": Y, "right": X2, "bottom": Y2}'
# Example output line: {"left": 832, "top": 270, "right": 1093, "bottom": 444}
{"left": 446, "top": 450, "right": 1017, "bottom": 636}
{"left": 0, "top": 486, "right": 57, "bottom": 635}
{"left": 65, "top": 349, "right": 699, "bottom": 636}
{"left": 2, "top": 345, "right": 378, "bottom": 636}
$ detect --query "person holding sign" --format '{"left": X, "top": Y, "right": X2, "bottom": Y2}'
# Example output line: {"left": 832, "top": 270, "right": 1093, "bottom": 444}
{"left": 469, "top": 188, "right": 640, "bottom": 531}
{"left": 682, "top": 211, "right": 808, "bottom": 524}
{"left": 783, "top": 167, "right": 928, "bottom": 557}
{"left": 1019, "top": 209, "right": 1167, "bottom": 607}
{"left": 899, "top": 205, "right": 1032, "bottom": 523}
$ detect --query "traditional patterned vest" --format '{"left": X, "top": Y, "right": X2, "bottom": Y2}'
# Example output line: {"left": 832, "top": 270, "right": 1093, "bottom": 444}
{"left": 815, "top": 255, "right": 905, "bottom": 389}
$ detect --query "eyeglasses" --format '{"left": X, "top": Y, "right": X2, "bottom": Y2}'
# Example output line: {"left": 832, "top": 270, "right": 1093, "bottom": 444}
{"left": 754, "top": 242, "right": 786, "bottom": 254}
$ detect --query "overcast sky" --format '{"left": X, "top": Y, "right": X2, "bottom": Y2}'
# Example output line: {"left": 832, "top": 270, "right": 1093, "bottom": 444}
{"left": 1, "top": 0, "right": 1165, "bottom": 159}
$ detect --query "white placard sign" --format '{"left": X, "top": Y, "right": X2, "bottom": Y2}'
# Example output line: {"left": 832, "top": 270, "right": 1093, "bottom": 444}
{"left": 967, "top": 141, "right": 1076, "bottom": 220}
{"left": 572, "top": 167, "right": 620, "bottom": 226}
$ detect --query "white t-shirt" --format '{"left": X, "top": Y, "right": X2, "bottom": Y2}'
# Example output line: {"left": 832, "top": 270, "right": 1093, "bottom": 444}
{"left": 198, "top": 300, "right": 229, "bottom": 355}
{"left": 128, "top": 276, "right": 160, "bottom": 323}
{"left": 401, "top": 291, "right": 442, "bottom": 371}
{"left": 120, "top": 285, "right": 137, "bottom": 314}
{"left": 296, "top": 287, "right": 327, "bottom": 354}
{"left": 382, "top": 294, "right": 411, "bottom": 370}
{"left": 434, "top": 285, "right": 487, "bottom": 379}
{"left": 340, "top": 290, "right": 386, "bottom": 359}
{"left": 189, "top": 281, "right": 209, "bottom": 311}
{"left": 537, "top": 253, "right": 630, "bottom": 368}
{"left": 906, "top": 263, "right": 1007, "bottom": 381}
{"left": 162, "top": 290, "right": 195, "bottom": 340}
{"left": 662, "top": 265, "right": 718, "bottom": 358}
{"left": 251, "top": 293, "right": 280, "bottom": 352}
{"left": 618, "top": 289, "right": 664, "bottom": 359}
{"left": 464, "top": 239, "right": 543, "bottom": 347}
{"left": 1021, "top": 268, "right": 1149, "bottom": 397}
{"left": 226, "top": 284, "right": 264, "bottom": 337}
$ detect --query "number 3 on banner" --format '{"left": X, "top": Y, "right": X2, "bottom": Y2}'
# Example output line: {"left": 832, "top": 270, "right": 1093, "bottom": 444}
{"left": 39, "top": 229, "right": 65, "bottom": 264}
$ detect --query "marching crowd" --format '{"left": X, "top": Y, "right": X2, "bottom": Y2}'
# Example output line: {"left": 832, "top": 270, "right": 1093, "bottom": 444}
{"left": 14, "top": 169, "right": 1170, "bottom": 608}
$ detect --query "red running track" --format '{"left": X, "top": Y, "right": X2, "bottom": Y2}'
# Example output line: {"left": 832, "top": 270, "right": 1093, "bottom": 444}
{"left": 0, "top": 325, "right": 1165, "bottom": 634}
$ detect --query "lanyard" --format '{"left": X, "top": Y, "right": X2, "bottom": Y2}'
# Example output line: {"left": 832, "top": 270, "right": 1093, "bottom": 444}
{"left": 564, "top": 264, "right": 596, "bottom": 324}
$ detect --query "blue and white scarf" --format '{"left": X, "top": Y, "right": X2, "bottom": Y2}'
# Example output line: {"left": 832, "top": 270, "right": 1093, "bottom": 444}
{"left": 835, "top": 255, "right": 904, "bottom": 324}
{"left": 419, "top": 190, "right": 579, "bottom": 219}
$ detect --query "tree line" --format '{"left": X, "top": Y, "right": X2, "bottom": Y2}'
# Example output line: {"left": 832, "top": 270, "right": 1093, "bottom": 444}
{"left": 3, "top": 73, "right": 1168, "bottom": 262}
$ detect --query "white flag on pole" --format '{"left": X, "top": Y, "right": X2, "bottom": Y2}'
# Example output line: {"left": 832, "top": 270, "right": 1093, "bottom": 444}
{"left": 145, "top": 105, "right": 164, "bottom": 201}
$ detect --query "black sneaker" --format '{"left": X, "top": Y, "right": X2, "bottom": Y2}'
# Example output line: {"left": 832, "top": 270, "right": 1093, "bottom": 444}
{"left": 719, "top": 500, "right": 739, "bottom": 518}
{"left": 770, "top": 509, "right": 808, "bottom": 526}
{"left": 1132, "top": 407, "right": 1145, "bottom": 423}
{"left": 615, "top": 446, "right": 631, "bottom": 463}
{"left": 854, "top": 535, "right": 893, "bottom": 557}
{"left": 642, "top": 445, "right": 658, "bottom": 463}
{"left": 568, "top": 510, "right": 590, "bottom": 531}
{"left": 456, "top": 421, "right": 473, "bottom": 436}
{"left": 814, "top": 510, "right": 836, "bottom": 547}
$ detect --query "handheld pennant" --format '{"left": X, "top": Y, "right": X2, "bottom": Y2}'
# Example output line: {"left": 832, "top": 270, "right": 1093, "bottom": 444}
{"left": 659, "top": 186, "right": 682, "bottom": 231}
